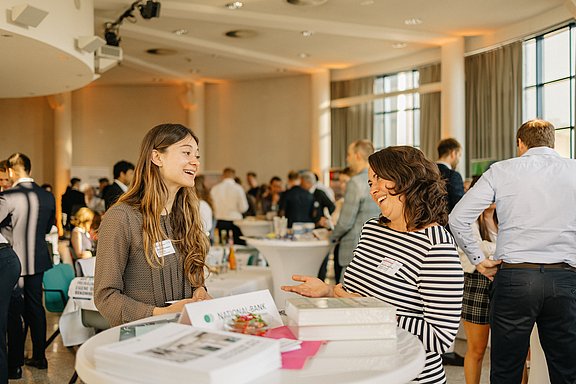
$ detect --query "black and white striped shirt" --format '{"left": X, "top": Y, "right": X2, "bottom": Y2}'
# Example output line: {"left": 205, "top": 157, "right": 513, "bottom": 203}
{"left": 344, "top": 219, "right": 464, "bottom": 384}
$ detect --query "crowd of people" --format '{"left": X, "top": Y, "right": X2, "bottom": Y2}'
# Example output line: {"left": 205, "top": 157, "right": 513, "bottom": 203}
{"left": 0, "top": 118, "right": 575, "bottom": 384}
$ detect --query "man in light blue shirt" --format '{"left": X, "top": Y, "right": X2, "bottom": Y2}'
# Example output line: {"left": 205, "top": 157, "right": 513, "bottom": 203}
{"left": 449, "top": 119, "right": 576, "bottom": 384}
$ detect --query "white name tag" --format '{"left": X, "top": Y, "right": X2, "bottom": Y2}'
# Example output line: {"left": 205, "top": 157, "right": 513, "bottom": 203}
{"left": 154, "top": 240, "right": 176, "bottom": 258}
{"left": 377, "top": 257, "right": 403, "bottom": 276}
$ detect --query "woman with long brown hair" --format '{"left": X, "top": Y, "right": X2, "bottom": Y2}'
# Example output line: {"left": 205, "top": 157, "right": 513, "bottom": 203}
{"left": 94, "top": 124, "right": 211, "bottom": 327}
{"left": 283, "top": 146, "right": 464, "bottom": 384}
{"left": 459, "top": 176, "right": 498, "bottom": 384}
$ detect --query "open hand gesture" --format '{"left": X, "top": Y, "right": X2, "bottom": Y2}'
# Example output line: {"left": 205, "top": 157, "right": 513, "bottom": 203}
{"left": 281, "top": 275, "right": 333, "bottom": 298}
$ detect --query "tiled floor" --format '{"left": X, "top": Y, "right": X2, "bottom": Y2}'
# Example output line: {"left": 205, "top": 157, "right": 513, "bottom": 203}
{"left": 9, "top": 312, "right": 493, "bottom": 384}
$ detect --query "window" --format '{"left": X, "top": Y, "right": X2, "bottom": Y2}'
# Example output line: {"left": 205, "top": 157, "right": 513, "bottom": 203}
{"left": 523, "top": 24, "right": 575, "bottom": 158}
{"left": 373, "top": 71, "right": 420, "bottom": 149}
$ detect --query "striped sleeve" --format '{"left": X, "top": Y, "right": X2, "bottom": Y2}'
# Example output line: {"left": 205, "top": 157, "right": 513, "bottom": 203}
{"left": 398, "top": 241, "right": 463, "bottom": 354}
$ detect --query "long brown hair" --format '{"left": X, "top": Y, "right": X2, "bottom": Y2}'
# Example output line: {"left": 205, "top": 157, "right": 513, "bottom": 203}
{"left": 118, "top": 124, "right": 209, "bottom": 287}
{"left": 368, "top": 146, "right": 448, "bottom": 230}
{"left": 194, "top": 175, "right": 213, "bottom": 211}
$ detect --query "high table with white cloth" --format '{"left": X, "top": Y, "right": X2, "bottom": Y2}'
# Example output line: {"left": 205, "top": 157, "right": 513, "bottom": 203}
{"left": 60, "top": 267, "right": 273, "bottom": 346}
{"left": 75, "top": 313, "right": 426, "bottom": 384}
{"left": 234, "top": 219, "right": 273, "bottom": 238}
{"left": 243, "top": 238, "right": 330, "bottom": 309}
{"left": 204, "top": 266, "right": 272, "bottom": 298}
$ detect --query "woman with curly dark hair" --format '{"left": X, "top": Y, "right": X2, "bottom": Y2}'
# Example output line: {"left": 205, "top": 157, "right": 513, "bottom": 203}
{"left": 94, "top": 124, "right": 211, "bottom": 327}
{"left": 283, "top": 146, "right": 464, "bottom": 384}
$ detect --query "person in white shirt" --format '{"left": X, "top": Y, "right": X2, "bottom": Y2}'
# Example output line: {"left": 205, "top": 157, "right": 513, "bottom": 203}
{"left": 194, "top": 175, "right": 214, "bottom": 239}
{"left": 210, "top": 168, "right": 248, "bottom": 244}
{"left": 81, "top": 183, "right": 105, "bottom": 215}
{"left": 450, "top": 119, "right": 576, "bottom": 384}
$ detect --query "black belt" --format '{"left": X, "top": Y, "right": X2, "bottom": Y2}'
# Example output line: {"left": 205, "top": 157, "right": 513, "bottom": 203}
{"left": 500, "top": 262, "right": 576, "bottom": 272}
{"left": 0, "top": 243, "right": 11, "bottom": 250}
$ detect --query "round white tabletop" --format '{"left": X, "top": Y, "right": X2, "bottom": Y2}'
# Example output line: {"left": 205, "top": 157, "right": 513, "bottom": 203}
{"left": 243, "top": 238, "right": 330, "bottom": 308}
{"left": 76, "top": 315, "right": 426, "bottom": 384}
{"left": 234, "top": 219, "right": 273, "bottom": 238}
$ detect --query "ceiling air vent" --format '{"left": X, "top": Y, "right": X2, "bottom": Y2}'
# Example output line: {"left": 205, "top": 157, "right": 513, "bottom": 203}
{"left": 285, "top": 0, "right": 328, "bottom": 6}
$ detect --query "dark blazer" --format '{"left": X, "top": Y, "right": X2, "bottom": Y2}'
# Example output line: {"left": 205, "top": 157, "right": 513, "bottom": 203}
{"left": 0, "top": 180, "right": 56, "bottom": 275}
{"left": 311, "top": 188, "right": 335, "bottom": 226}
{"left": 103, "top": 182, "right": 125, "bottom": 210}
{"left": 61, "top": 188, "right": 85, "bottom": 226}
{"left": 437, "top": 163, "right": 464, "bottom": 213}
{"left": 278, "top": 186, "right": 314, "bottom": 228}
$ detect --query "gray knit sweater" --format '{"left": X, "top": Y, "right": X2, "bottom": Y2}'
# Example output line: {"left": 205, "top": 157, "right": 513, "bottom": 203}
{"left": 94, "top": 203, "right": 195, "bottom": 327}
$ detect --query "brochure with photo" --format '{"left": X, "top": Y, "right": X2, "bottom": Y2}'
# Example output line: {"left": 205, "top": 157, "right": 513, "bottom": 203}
{"left": 95, "top": 323, "right": 281, "bottom": 384}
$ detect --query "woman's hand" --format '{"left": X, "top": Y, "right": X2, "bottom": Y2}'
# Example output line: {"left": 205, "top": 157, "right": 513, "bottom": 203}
{"left": 80, "top": 250, "right": 93, "bottom": 259}
{"left": 152, "top": 288, "right": 212, "bottom": 316}
{"left": 281, "top": 275, "right": 334, "bottom": 298}
{"left": 192, "top": 287, "right": 213, "bottom": 301}
{"left": 333, "top": 283, "right": 362, "bottom": 298}
{"left": 476, "top": 259, "right": 502, "bottom": 281}
{"left": 153, "top": 298, "right": 198, "bottom": 316}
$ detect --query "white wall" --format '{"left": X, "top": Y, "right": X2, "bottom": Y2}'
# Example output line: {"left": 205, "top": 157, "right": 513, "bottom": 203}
{"left": 204, "top": 75, "right": 312, "bottom": 185}
{"left": 0, "top": 97, "right": 54, "bottom": 184}
{"left": 0, "top": 75, "right": 313, "bottom": 189}
{"left": 71, "top": 84, "right": 188, "bottom": 171}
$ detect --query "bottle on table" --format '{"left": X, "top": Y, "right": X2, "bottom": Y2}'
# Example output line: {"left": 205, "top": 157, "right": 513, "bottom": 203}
{"left": 228, "top": 229, "right": 237, "bottom": 270}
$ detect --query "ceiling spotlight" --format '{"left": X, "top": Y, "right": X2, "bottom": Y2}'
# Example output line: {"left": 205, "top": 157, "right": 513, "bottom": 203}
{"left": 404, "top": 17, "right": 423, "bottom": 25}
{"left": 172, "top": 29, "right": 188, "bottom": 36}
{"left": 102, "top": 0, "right": 162, "bottom": 48}
{"left": 360, "top": 0, "right": 374, "bottom": 5}
{"left": 139, "top": 0, "right": 161, "bottom": 19}
{"left": 298, "top": 53, "right": 310, "bottom": 58}
{"left": 225, "top": 2, "right": 244, "bottom": 10}
{"left": 104, "top": 28, "right": 121, "bottom": 47}
{"left": 301, "top": 30, "right": 313, "bottom": 37}
{"left": 392, "top": 42, "right": 407, "bottom": 49}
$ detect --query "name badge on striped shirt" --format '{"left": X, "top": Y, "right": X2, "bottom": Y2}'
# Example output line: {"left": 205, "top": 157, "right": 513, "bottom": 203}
{"left": 154, "top": 240, "right": 176, "bottom": 258}
{"left": 377, "top": 258, "right": 403, "bottom": 276}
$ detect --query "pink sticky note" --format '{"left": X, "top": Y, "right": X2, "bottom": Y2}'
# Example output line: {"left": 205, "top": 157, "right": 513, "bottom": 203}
{"left": 265, "top": 326, "right": 325, "bottom": 370}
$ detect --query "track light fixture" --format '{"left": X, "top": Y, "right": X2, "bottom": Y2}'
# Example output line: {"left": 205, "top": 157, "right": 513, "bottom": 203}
{"left": 103, "top": 0, "right": 161, "bottom": 47}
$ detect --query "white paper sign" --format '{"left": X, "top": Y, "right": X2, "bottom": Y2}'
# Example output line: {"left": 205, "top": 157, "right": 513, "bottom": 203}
{"left": 377, "top": 257, "right": 403, "bottom": 276}
{"left": 179, "top": 290, "right": 282, "bottom": 330}
{"left": 154, "top": 240, "right": 176, "bottom": 258}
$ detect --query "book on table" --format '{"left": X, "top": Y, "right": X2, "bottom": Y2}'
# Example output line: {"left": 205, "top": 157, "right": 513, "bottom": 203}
{"left": 95, "top": 323, "right": 281, "bottom": 384}
{"left": 285, "top": 297, "right": 397, "bottom": 341}
{"left": 287, "top": 321, "right": 397, "bottom": 341}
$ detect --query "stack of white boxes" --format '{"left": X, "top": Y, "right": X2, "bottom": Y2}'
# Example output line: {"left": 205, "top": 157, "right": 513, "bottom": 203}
{"left": 285, "top": 297, "right": 397, "bottom": 341}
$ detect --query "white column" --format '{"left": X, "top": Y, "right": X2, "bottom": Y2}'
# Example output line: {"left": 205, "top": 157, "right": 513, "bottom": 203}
{"left": 47, "top": 92, "right": 72, "bottom": 235}
{"left": 441, "top": 37, "right": 466, "bottom": 176}
{"left": 183, "top": 82, "right": 206, "bottom": 162}
{"left": 310, "top": 69, "right": 331, "bottom": 184}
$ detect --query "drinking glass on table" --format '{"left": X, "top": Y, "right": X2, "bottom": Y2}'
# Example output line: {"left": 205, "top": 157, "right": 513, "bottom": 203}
{"left": 273, "top": 216, "right": 288, "bottom": 238}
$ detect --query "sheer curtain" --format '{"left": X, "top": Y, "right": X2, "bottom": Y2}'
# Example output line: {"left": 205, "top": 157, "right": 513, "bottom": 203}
{"left": 465, "top": 42, "right": 522, "bottom": 174}
{"left": 330, "top": 76, "right": 374, "bottom": 167}
{"left": 418, "top": 63, "right": 441, "bottom": 160}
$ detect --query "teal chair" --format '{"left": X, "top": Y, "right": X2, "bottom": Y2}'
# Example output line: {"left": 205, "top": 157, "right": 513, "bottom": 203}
{"left": 43, "top": 263, "right": 75, "bottom": 346}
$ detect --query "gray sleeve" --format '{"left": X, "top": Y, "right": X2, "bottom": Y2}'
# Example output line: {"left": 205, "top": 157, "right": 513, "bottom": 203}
{"left": 94, "top": 206, "right": 155, "bottom": 327}
{"left": 330, "top": 178, "right": 362, "bottom": 242}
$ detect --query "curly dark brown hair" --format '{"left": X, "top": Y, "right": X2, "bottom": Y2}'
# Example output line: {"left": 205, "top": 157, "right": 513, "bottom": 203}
{"left": 368, "top": 146, "right": 448, "bottom": 230}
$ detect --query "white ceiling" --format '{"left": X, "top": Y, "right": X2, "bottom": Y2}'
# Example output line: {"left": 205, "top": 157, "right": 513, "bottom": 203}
{"left": 92, "top": 0, "right": 566, "bottom": 85}
{"left": 1, "top": 0, "right": 569, "bottom": 96}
